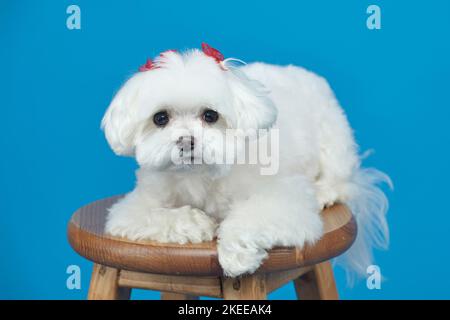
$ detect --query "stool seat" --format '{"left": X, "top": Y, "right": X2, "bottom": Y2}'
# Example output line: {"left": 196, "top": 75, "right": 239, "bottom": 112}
{"left": 68, "top": 196, "right": 356, "bottom": 277}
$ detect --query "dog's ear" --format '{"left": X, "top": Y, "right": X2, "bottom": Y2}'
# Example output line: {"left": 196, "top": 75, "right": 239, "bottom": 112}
{"left": 228, "top": 70, "right": 277, "bottom": 130}
{"left": 101, "top": 76, "right": 142, "bottom": 156}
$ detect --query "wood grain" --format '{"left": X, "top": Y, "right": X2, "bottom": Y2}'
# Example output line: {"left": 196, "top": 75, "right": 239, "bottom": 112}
{"left": 294, "top": 261, "right": 338, "bottom": 300}
{"left": 88, "top": 264, "right": 131, "bottom": 300}
{"left": 118, "top": 270, "right": 222, "bottom": 298}
{"left": 266, "top": 266, "right": 312, "bottom": 293}
{"left": 68, "top": 196, "right": 357, "bottom": 276}
{"left": 222, "top": 275, "right": 267, "bottom": 300}
{"left": 161, "top": 292, "right": 199, "bottom": 300}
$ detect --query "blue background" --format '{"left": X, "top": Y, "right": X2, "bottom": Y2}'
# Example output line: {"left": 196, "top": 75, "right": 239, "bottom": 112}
{"left": 1, "top": 0, "right": 449, "bottom": 299}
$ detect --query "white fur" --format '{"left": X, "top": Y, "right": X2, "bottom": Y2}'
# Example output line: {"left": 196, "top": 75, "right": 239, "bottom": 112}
{"left": 101, "top": 49, "right": 390, "bottom": 279}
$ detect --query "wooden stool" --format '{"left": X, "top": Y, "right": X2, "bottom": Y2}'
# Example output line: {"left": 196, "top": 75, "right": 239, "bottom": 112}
{"left": 68, "top": 196, "right": 356, "bottom": 300}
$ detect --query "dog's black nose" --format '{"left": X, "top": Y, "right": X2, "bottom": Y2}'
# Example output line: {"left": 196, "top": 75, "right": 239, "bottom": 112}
{"left": 177, "top": 135, "right": 195, "bottom": 150}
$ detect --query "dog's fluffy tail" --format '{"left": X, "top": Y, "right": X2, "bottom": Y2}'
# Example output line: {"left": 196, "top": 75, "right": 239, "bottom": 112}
{"left": 335, "top": 166, "right": 393, "bottom": 284}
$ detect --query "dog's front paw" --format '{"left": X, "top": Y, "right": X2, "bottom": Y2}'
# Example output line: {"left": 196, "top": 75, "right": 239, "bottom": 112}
{"left": 216, "top": 211, "right": 323, "bottom": 277}
{"left": 217, "top": 238, "right": 268, "bottom": 277}
{"left": 216, "top": 221, "right": 271, "bottom": 277}
{"left": 106, "top": 205, "right": 217, "bottom": 244}
{"left": 166, "top": 206, "right": 218, "bottom": 244}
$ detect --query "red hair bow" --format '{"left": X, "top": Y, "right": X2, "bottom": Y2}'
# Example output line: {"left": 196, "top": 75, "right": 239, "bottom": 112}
{"left": 201, "top": 42, "right": 224, "bottom": 63}
{"left": 138, "top": 58, "right": 155, "bottom": 72}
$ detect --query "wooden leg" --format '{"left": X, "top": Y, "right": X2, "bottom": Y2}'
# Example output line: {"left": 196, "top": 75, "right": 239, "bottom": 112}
{"left": 293, "top": 261, "right": 338, "bottom": 300}
{"left": 161, "top": 292, "right": 199, "bottom": 300}
{"left": 221, "top": 274, "right": 267, "bottom": 300}
{"left": 88, "top": 264, "right": 131, "bottom": 300}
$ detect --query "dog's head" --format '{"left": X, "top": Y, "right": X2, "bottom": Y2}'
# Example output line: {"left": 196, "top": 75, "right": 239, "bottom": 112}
{"left": 101, "top": 44, "right": 277, "bottom": 174}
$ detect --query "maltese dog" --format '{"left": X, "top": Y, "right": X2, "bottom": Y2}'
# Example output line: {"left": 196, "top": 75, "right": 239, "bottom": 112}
{"left": 101, "top": 43, "right": 391, "bottom": 278}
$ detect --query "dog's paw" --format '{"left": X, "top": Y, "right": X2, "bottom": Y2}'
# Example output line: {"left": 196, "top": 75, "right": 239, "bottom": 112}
{"left": 166, "top": 206, "right": 218, "bottom": 244}
{"left": 217, "top": 239, "right": 268, "bottom": 277}
{"left": 216, "top": 221, "right": 271, "bottom": 277}
{"left": 216, "top": 212, "right": 323, "bottom": 277}
{"left": 105, "top": 205, "right": 217, "bottom": 244}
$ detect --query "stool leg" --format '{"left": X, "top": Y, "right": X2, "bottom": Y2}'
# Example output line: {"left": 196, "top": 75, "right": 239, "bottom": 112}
{"left": 221, "top": 274, "right": 267, "bottom": 300}
{"left": 293, "top": 261, "right": 338, "bottom": 300}
{"left": 161, "top": 292, "right": 199, "bottom": 300}
{"left": 88, "top": 264, "right": 131, "bottom": 300}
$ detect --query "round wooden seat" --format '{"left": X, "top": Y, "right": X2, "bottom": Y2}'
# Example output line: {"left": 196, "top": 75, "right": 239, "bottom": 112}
{"left": 68, "top": 196, "right": 357, "bottom": 277}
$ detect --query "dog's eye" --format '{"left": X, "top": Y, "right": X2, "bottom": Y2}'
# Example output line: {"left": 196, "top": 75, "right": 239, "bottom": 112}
{"left": 153, "top": 111, "right": 169, "bottom": 127}
{"left": 202, "top": 109, "right": 219, "bottom": 123}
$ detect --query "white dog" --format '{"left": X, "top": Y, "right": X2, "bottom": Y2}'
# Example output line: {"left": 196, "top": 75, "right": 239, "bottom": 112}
{"left": 101, "top": 43, "right": 391, "bottom": 279}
